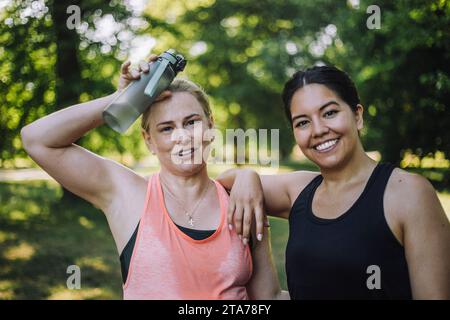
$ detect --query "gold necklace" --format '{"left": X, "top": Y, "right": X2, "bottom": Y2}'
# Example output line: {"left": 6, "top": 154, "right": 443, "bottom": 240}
{"left": 160, "top": 175, "right": 211, "bottom": 227}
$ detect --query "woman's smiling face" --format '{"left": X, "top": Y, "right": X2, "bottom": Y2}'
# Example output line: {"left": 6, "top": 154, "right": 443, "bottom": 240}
{"left": 290, "top": 83, "right": 364, "bottom": 170}
{"left": 143, "top": 91, "right": 213, "bottom": 176}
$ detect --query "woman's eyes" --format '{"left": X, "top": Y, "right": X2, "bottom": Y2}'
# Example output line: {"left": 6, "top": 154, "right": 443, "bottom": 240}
{"left": 324, "top": 110, "right": 338, "bottom": 118}
{"left": 185, "top": 119, "right": 201, "bottom": 127}
{"left": 161, "top": 127, "right": 173, "bottom": 132}
{"left": 294, "top": 110, "right": 338, "bottom": 128}
{"left": 160, "top": 119, "right": 200, "bottom": 132}
{"left": 295, "top": 120, "right": 309, "bottom": 128}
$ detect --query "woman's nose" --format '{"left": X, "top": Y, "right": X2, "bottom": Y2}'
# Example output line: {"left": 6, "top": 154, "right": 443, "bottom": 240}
{"left": 311, "top": 119, "right": 329, "bottom": 138}
{"left": 172, "top": 128, "right": 192, "bottom": 145}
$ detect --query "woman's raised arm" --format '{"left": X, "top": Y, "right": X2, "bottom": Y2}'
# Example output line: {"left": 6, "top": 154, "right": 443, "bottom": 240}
{"left": 20, "top": 58, "right": 155, "bottom": 212}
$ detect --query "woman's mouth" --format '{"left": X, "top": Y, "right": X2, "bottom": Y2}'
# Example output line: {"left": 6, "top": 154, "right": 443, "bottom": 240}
{"left": 176, "top": 148, "right": 195, "bottom": 157}
{"left": 312, "top": 138, "right": 339, "bottom": 153}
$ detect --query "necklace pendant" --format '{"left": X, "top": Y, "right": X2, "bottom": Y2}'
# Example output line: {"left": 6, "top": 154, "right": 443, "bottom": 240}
{"left": 188, "top": 217, "right": 194, "bottom": 227}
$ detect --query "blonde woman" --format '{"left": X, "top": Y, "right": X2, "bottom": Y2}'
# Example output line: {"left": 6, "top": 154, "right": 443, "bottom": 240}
{"left": 21, "top": 55, "right": 286, "bottom": 300}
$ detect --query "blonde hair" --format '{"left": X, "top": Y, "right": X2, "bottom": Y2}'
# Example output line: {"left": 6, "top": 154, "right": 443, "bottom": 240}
{"left": 141, "top": 78, "right": 212, "bottom": 132}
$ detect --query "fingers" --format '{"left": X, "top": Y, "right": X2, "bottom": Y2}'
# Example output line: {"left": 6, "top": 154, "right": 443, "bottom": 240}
{"left": 263, "top": 214, "right": 270, "bottom": 228}
{"left": 122, "top": 64, "right": 140, "bottom": 80}
{"left": 130, "top": 68, "right": 141, "bottom": 79}
{"left": 254, "top": 205, "right": 264, "bottom": 242}
{"left": 154, "top": 90, "right": 172, "bottom": 102}
{"left": 242, "top": 206, "right": 252, "bottom": 245}
{"left": 121, "top": 61, "right": 131, "bottom": 74}
{"left": 234, "top": 204, "right": 244, "bottom": 239}
{"left": 118, "top": 55, "right": 156, "bottom": 91}
{"left": 138, "top": 60, "right": 150, "bottom": 73}
{"left": 121, "top": 60, "right": 145, "bottom": 81}
{"left": 227, "top": 200, "right": 235, "bottom": 230}
{"left": 148, "top": 54, "right": 158, "bottom": 62}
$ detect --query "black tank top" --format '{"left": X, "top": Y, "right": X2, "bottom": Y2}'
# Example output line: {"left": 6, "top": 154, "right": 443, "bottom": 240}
{"left": 286, "top": 163, "right": 412, "bottom": 299}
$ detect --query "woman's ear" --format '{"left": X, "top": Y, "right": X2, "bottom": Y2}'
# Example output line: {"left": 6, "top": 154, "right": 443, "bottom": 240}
{"left": 208, "top": 115, "right": 215, "bottom": 129}
{"left": 355, "top": 104, "right": 364, "bottom": 131}
{"left": 141, "top": 129, "right": 156, "bottom": 155}
{"left": 206, "top": 116, "right": 215, "bottom": 142}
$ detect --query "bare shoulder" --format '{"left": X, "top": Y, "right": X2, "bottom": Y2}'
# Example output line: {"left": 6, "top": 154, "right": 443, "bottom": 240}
{"left": 385, "top": 167, "right": 442, "bottom": 222}
{"left": 387, "top": 168, "right": 437, "bottom": 205}
{"left": 261, "top": 169, "right": 318, "bottom": 190}
{"left": 259, "top": 170, "right": 319, "bottom": 219}
{"left": 283, "top": 170, "right": 320, "bottom": 203}
{"left": 385, "top": 169, "right": 450, "bottom": 300}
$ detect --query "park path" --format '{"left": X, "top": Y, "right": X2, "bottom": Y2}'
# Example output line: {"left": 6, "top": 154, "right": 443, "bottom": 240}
{"left": 0, "top": 167, "right": 154, "bottom": 182}
{"left": 0, "top": 168, "right": 52, "bottom": 181}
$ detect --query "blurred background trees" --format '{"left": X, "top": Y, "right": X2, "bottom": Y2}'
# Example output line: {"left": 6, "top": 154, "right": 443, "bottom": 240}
{"left": 1, "top": 0, "right": 449, "bottom": 300}
{"left": 1, "top": 0, "right": 449, "bottom": 170}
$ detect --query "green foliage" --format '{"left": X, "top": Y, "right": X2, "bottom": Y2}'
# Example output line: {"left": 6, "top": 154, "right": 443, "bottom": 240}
{"left": 1, "top": 0, "right": 448, "bottom": 167}
{"left": 145, "top": 0, "right": 449, "bottom": 164}
{"left": 0, "top": 0, "right": 56, "bottom": 165}
{"left": 0, "top": 0, "right": 149, "bottom": 166}
{"left": 147, "top": 0, "right": 332, "bottom": 158}
{"left": 328, "top": 0, "right": 450, "bottom": 164}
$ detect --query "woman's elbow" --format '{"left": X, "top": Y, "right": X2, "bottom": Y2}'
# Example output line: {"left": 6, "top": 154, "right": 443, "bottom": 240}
{"left": 21, "top": 124, "right": 45, "bottom": 155}
{"left": 21, "top": 125, "right": 35, "bottom": 152}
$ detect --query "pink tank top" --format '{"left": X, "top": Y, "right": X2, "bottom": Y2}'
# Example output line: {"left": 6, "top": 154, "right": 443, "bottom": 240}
{"left": 123, "top": 173, "right": 253, "bottom": 300}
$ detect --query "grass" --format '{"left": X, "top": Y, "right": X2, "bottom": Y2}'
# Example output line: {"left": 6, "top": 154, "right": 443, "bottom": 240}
{"left": 0, "top": 166, "right": 448, "bottom": 299}
{"left": 437, "top": 192, "right": 450, "bottom": 219}
{"left": 0, "top": 181, "right": 122, "bottom": 299}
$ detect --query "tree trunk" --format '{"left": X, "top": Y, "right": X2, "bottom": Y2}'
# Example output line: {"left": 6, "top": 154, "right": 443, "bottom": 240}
{"left": 49, "top": 0, "right": 83, "bottom": 202}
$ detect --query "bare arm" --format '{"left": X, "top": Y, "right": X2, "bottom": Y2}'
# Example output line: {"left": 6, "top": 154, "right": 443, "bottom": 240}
{"left": 387, "top": 170, "right": 450, "bottom": 299}
{"left": 21, "top": 92, "right": 125, "bottom": 211}
{"left": 218, "top": 168, "right": 293, "bottom": 217}
{"left": 21, "top": 58, "right": 155, "bottom": 212}
{"left": 217, "top": 168, "right": 317, "bottom": 242}
{"left": 245, "top": 220, "right": 289, "bottom": 300}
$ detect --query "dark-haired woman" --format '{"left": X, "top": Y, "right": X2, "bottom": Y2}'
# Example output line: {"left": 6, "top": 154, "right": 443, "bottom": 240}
{"left": 217, "top": 66, "right": 450, "bottom": 299}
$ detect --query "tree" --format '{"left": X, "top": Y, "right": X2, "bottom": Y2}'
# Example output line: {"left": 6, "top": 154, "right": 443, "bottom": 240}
{"left": 145, "top": 0, "right": 449, "bottom": 165}
{"left": 0, "top": 0, "right": 151, "bottom": 167}
{"left": 328, "top": 0, "right": 449, "bottom": 164}
{"left": 2, "top": 0, "right": 448, "bottom": 168}
{"left": 144, "top": 0, "right": 339, "bottom": 159}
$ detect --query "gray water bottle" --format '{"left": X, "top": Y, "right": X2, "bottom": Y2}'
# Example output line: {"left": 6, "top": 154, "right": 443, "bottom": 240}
{"left": 103, "top": 49, "right": 187, "bottom": 133}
